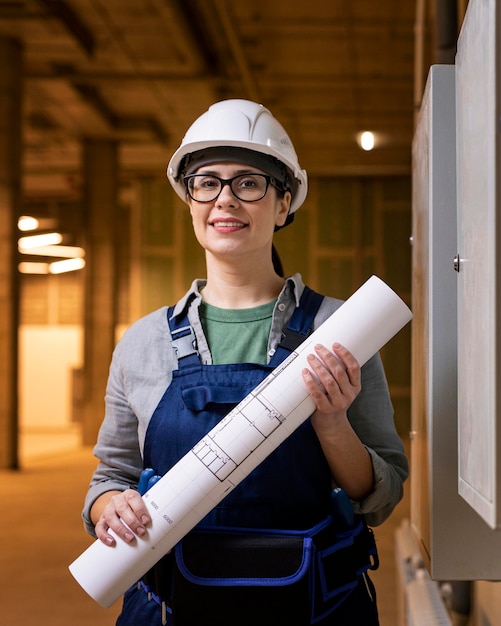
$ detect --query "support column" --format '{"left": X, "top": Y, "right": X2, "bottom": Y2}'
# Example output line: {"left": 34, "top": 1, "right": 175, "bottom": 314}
{"left": 82, "top": 139, "right": 119, "bottom": 446}
{"left": 0, "top": 38, "right": 22, "bottom": 469}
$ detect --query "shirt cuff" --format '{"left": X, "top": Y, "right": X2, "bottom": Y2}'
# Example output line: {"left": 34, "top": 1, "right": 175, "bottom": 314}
{"left": 351, "top": 447, "right": 400, "bottom": 526}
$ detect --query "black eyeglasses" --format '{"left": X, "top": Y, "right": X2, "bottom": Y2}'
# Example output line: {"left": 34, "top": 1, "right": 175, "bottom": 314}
{"left": 184, "top": 173, "right": 283, "bottom": 203}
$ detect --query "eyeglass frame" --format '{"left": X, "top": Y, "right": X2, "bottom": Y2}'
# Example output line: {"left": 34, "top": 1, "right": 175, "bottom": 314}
{"left": 183, "top": 173, "right": 287, "bottom": 203}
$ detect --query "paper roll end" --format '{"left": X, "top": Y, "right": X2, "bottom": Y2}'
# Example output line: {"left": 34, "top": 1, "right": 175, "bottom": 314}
{"left": 68, "top": 544, "right": 122, "bottom": 609}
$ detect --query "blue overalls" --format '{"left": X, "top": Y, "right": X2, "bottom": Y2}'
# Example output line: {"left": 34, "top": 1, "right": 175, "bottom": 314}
{"left": 116, "top": 288, "right": 379, "bottom": 626}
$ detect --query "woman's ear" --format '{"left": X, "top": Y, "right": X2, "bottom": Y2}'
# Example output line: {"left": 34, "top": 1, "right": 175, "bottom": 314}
{"left": 275, "top": 191, "right": 292, "bottom": 227}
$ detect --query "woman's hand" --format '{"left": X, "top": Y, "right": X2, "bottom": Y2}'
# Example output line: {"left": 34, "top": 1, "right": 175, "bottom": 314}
{"left": 302, "top": 342, "right": 361, "bottom": 430}
{"left": 302, "top": 343, "right": 374, "bottom": 500}
{"left": 93, "top": 489, "right": 152, "bottom": 546}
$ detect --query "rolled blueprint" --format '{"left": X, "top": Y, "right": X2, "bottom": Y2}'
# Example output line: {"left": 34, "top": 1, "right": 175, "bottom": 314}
{"left": 69, "top": 275, "right": 412, "bottom": 608}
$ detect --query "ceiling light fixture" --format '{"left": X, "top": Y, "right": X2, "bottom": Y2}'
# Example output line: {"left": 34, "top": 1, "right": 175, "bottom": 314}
{"left": 359, "top": 131, "right": 375, "bottom": 151}
{"left": 18, "top": 232, "right": 63, "bottom": 250}
{"left": 18, "top": 231, "right": 86, "bottom": 274}
{"left": 22, "top": 245, "right": 85, "bottom": 258}
{"left": 18, "top": 261, "right": 50, "bottom": 274}
{"left": 18, "top": 215, "right": 40, "bottom": 231}
{"left": 49, "top": 258, "right": 86, "bottom": 274}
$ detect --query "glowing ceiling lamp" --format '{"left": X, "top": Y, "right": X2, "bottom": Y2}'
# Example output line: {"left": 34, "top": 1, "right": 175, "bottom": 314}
{"left": 49, "top": 258, "right": 86, "bottom": 274}
{"left": 17, "top": 220, "right": 86, "bottom": 274}
{"left": 18, "top": 261, "right": 50, "bottom": 274}
{"left": 18, "top": 232, "right": 63, "bottom": 250}
{"left": 359, "top": 131, "right": 375, "bottom": 151}
{"left": 23, "top": 245, "right": 85, "bottom": 258}
{"left": 18, "top": 215, "right": 40, "bottom": 232}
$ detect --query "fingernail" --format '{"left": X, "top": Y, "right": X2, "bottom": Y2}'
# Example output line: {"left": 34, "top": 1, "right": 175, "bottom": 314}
{"left": 307, "top": 354, "right": 315, "bottom": 361}
{"left": 104, "top": 536, "right": 114, "bottom": 546}
{"left": 137, "top": 526, "right": 146, "bottom": 537}
{"left": 141, "top": 515, "right": 150, "bottom": 525}
{"left": 124, "top": 531, "right": 134, "bottom": 541}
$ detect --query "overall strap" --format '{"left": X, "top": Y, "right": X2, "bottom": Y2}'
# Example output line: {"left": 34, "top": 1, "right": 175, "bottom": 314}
{"left": 269, "top": 286, "right": 324, "bottom": 368}
{"left": 167, "top": 285, "right": 324, "bottom": 370}
{"left": 167, "top": 306, "right": 200, "bottom": 367}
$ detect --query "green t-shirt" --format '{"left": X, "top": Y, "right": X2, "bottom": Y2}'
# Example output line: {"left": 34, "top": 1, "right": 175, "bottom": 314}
{"left": 199, "top": 299, "right": 276, "bottom": 364}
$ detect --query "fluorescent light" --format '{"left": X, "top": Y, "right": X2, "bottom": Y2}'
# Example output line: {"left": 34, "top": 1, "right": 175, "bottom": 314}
{"left": 49, "top": 258, "right": 86, "bottom": 274}
{"left": 18, "top": 216, "right": 40, "bottom": 231}
{"left": 21, "top": 245, "right": 85, "bottom": 258}
{"left": 359, "top": 131, "right": 375, "bottom": 151}
{"left": 18, "top": 261, "right": 50, "bottom": 274}
{"left": 18, "top": 256, "right": 86, "bottom": 274}
{"left": 18, "top": 232, "right": 63, "bottom": 250}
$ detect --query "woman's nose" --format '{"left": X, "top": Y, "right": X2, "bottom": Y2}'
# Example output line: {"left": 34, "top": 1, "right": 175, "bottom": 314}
{"left": 216, "top": 182, "right": 239, "bottom": 205}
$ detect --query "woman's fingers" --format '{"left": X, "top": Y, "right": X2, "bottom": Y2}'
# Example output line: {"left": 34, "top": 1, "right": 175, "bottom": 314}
{"left": 302, "top": 343, "right": 361, "bottom": 412}
{"left": 96, "top": 489, "right": 152, "bottom": 546}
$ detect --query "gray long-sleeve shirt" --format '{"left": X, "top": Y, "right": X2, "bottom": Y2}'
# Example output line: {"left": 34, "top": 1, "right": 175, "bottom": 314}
{"left": 83, "top": 274, "right": 408, "bottom": 535}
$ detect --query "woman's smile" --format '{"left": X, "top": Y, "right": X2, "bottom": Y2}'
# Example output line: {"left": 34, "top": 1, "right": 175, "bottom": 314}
{"left": 209, "top": 217, "right": 248, "bottom": 232}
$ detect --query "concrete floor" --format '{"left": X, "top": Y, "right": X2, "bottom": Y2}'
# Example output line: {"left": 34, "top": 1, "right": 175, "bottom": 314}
{"left": 0, "top": 433, "right": 410, "bottom": 626}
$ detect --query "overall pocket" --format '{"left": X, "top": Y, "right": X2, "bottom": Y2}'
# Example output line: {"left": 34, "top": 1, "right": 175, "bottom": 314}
{"left": 172, "top": 529, "right": 314, "bottom": 626}
{"left": 140, "top": 515, "right": 379, "bottom": 625}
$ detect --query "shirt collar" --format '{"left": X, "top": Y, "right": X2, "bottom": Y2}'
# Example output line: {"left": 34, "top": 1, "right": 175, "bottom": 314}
{"left": 170, "top": 273, "right": 305, "bottom": 318}
{"left": 282, "top": 273, "right": 304, "bottom": 307}
{"left": 170, "top": 278, "right": 206, "bottom": 319}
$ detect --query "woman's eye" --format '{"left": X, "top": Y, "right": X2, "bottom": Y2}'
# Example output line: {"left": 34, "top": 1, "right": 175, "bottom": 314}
{"left": 238, "top": 177, "right": 258, "bottom": 189}
{"left": 199, "top": 178, "right": 218, "bottom": 189}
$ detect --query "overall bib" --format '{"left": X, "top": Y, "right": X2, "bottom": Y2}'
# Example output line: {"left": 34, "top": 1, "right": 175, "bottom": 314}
{"left": 116, "top": 288, "right": 379, "bottom": 626}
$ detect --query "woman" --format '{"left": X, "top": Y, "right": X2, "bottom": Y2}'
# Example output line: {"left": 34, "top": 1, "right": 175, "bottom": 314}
{"left": 82, "top": 99, "right": 408, "bottom": 625}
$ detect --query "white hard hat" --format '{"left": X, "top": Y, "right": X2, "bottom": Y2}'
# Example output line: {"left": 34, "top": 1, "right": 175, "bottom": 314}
{"left": 167, "top": 99, "right": 308, "bottom": 214}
